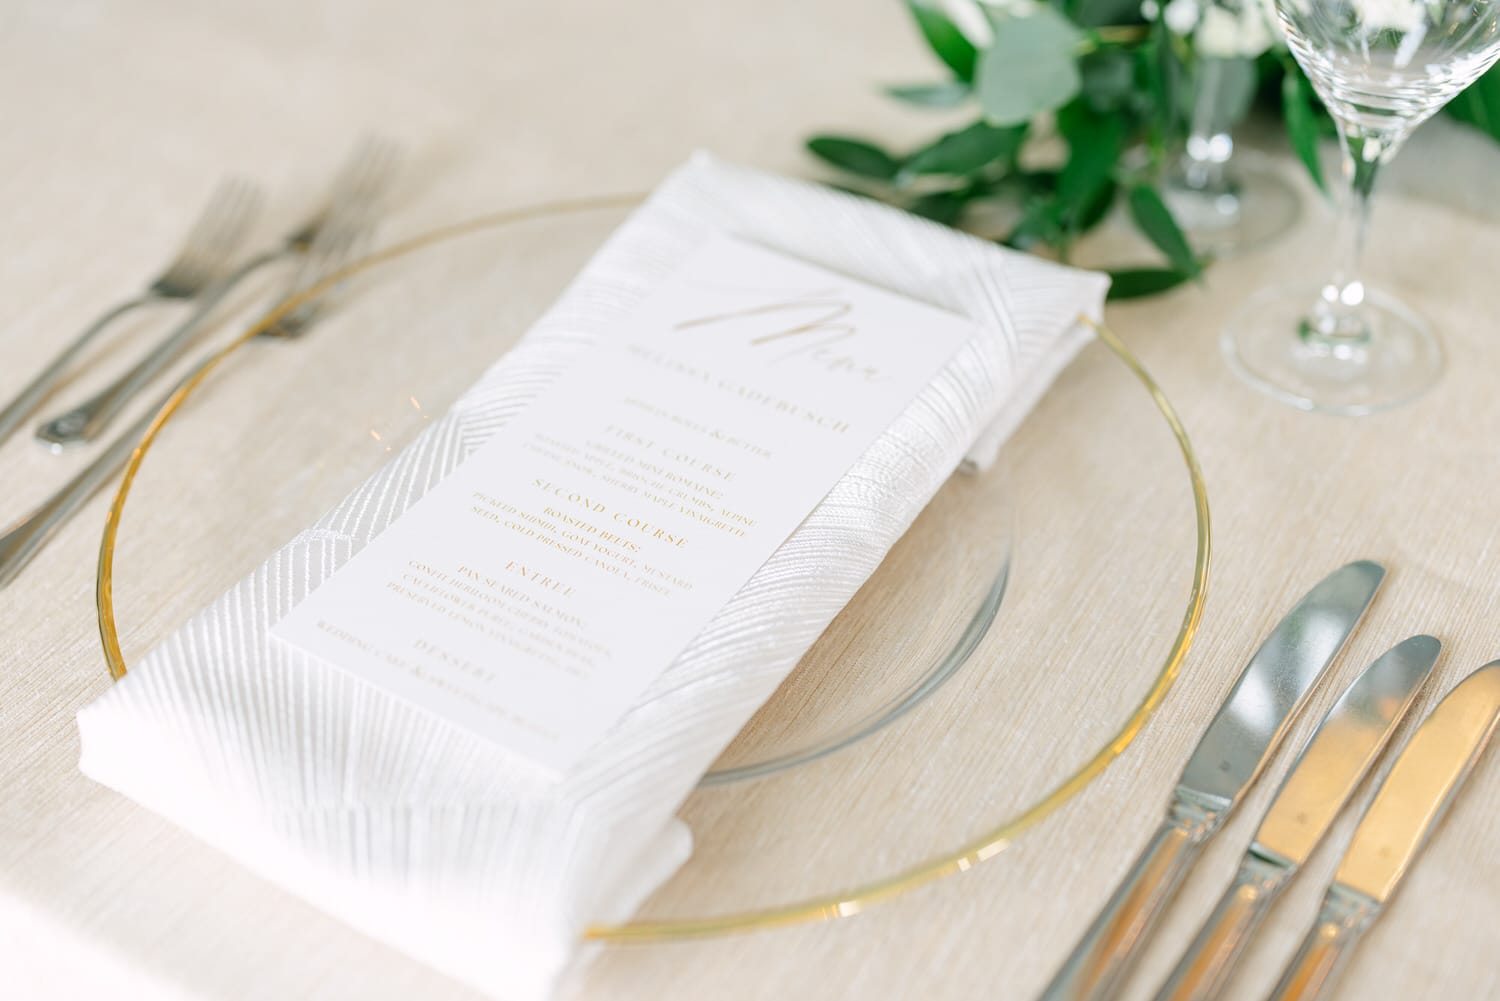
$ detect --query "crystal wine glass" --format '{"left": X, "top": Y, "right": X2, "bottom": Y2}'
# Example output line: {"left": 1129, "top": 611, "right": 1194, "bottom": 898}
{"left": 1222, "top": 0, "right": 1500, "bottom": 414}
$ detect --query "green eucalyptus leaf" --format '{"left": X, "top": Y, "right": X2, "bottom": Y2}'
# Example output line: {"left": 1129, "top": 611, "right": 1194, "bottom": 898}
{"left": 1005, "top": 198, "right": 1064, "bottom": 250}
{"left": 806, "top": 136, "right": 902, "bottom": 180}
{"left": 1073, "top": 179, "right": 1119, "bottom": 233}
{"left": 905, "top": 0, "right": 979, "bottom": 81}
{"left": 1106, "top": 267, "right": 1193, "bottom": 300}
{"left": 1055, "top": 105, "right": 1124, "bottom": 237}
{"left": 909, "top": 189, "right": 971, "bottom": 226}
{"left": 977, "top": 8, "right": 1084, "bottom": 127}
{"left": 1127, "top": 184, "right": 1200, "bottom": 276}
{"left": 1080, "top": 47, "right": 1136, "bottom": 113}
{"left": 1137, "top": 33, "right": 1165, "bottom": 117}
{"left": 1016, "top": 169, "right": 1061, "bottom": 193}
{"left": 1448, "top": 63, "right": 1500, "bottom": 140}
{"left": 885, "top": 80, "right": 974, "bottom": 108}
{"left": 1282, "top": 70, "right": 1327, "bottom": 194}
{"left": 902, "top": 121, "right": 1027, "bottom": 179}
{"left": 1068, "top": 0, "right": 1147, "bottom": 27}
{"left": 1056, "top": 105, "right": 1125, "bottom": 208}
{"left": 1139, "top": 19, "right": 1181, "bottom": 143}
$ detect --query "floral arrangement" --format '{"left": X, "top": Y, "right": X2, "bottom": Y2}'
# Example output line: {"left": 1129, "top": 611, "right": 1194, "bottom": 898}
{"left": 806, "top": 0, "right": 1500, "bottom": 298}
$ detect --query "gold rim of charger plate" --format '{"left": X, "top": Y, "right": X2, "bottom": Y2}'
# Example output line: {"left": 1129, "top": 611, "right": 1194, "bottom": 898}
{"left": 95, "top": 194, "right": 1211, "bottom": 943}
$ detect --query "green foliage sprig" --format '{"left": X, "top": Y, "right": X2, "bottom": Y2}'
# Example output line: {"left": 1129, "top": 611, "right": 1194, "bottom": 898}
{"left": 807, "top": 0, "right": 1500, "bottom": 299}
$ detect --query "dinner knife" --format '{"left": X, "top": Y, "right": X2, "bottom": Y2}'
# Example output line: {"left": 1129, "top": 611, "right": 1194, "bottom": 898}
{"left": 1151, "top": 634, "right": 1439, "bottom": 1001}
{"left": 1266, "top": 661, "right": 1500, "bottom": 1001}
{"left": 1038, "top": 559, "right": 1385, "bottom": 1001}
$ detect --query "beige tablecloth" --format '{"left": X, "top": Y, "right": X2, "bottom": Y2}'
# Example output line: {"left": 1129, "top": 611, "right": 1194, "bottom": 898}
{"left": 3, "top": 2, "right": 1499, "bottom": 1000}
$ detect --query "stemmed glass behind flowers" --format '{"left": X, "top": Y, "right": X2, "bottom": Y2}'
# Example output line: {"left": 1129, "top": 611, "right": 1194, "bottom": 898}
{"left": 1157, "top": 0, "right": 1303, "bottom": 255}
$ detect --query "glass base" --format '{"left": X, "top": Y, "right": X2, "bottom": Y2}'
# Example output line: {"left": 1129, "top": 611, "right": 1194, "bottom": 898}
{"left": 1163, "top": 159, "right": 1301, "bottom": 257}
{"left": 1222, "top": 284, "right": 1443, "bottom": 415}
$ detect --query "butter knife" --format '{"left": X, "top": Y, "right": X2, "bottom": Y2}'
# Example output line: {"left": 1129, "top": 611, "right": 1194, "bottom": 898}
{"left": 1266, "top": 661, "right": 1500, "bottom": 1001}
{"left": 1151, "top": 634, "right": 1438, "bottom": 1001}
{"left": 1038, "top": 559, "right": 1386, "bottom": 1001}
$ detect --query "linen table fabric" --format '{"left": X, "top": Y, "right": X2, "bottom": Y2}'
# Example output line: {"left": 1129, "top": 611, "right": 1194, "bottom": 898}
{"left": 76, "top": 153, "right": 1108, "bottom": 1000}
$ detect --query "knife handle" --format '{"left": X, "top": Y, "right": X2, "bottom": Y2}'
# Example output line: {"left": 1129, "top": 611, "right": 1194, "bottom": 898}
{"left": 1266, "top": 884, "right": 1377, "bottom": 1001}
{"left": 1039, "top": 796, "right": 1220, "bottom": 1001}
{"left": 1151, "top": 850, "right": 1290, "bottom": 1001}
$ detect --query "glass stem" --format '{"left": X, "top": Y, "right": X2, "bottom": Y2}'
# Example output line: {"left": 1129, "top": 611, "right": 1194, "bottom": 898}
{"left": 1305, "top": 121, "right": 1407, "bottom": 346}
{"left": 1181, "top": 57, "right": 1232, "bottom": 194}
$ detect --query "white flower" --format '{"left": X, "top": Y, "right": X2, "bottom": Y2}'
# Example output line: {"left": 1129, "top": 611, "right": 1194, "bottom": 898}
{"left": 1196, "top": 0, "right": 1277, "bottom": 57}
{"left": 1163, "top": 0, "right": 1202, "bottom": 35}
{"left": 984, "top": 0, "right": 1040, "bottom": 16}
{"left": 1141, "top": 0, "right": 1161, "bottom": 18}
{"left": 1353, "top": 0, "right": 1427, "bottom": 33}
{"left": 938, "top": 0, "right": 1043, "bottom": 49}
{"left": 938, "top": 0, "right": 995, "bottom": 47}
{"left": 1195, "top": 8, "right": 1240, "bottom": 54}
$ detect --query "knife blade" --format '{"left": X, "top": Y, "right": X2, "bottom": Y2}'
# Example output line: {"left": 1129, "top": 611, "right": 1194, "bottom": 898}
{"left": 1151, "top": 634, "right": 1438, "bottom": 1001}
{"left": 1038, "top": 559, "right": 1385, "bottom": 1001}
{"left": 1267, "top": 661, "right": 1500, "bottom": 1001}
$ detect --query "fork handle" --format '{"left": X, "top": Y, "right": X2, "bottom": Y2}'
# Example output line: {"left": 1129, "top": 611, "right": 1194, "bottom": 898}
{"left": 0, "top": 295, "right": 152, "bottom": 447}
{"left": 34, "top": 250, "right": 278, "bottom": 448}
{"left": 0, "top": 406, "right": 152, "bottom": 588}
{"left": 1152, "top": 851, "right": 1291, "bottom": 1001}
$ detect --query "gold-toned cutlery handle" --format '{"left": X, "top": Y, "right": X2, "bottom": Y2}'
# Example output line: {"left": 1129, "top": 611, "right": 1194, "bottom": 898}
{"left": 1153, "top": 852, "right": 1289, "bottom": 1001}
{"left": 1266, "top": 885, "right": 1376, "bottom": 1001}
{"left": 1039, "top": 796, "right": 1221, "bottom": 1001}
{"left": 1156, "top": 635, "right": 1439, "bottom": 1001}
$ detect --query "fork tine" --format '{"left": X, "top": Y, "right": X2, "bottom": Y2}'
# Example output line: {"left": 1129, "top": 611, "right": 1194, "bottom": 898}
{"left": 164, "top": 181, "right": 238, "bottom": 268}
{"left": 292, "top": 135, "right": 400, "bottom": 274}
{"left": 303, "top": 212, "right": 375, "bottom": 298}
{"left": 174, "top": 180, "right": 249, "bottom": 273}
{"left": 259, "top": 135, "right": 402, "bottom": 338}
{"left": 198, "top": 180, "right": 261, "bottom": 268}
{"left": 326, "top": 135, "right": 402, "bottom": 224}
{"left": 154, "top": 177, "right": 263, "bottom": 295}
{"left": 171, "top": 187, "right": 237, "bottom": 288}
{"left": 269, "top": 228, "right": 368, "bottom": 337}
{"left": 279, "top": 134, "right": 402, "bottom": 252}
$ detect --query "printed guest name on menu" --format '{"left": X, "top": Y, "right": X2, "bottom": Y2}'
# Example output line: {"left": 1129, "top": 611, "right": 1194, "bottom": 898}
{"left": 272, "top": 235, "right": 979, "bottom": 774}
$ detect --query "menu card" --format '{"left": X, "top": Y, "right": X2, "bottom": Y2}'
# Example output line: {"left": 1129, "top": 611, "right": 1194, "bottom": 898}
{"left": 272, "top": 235, "right": 979, "bottom": 774}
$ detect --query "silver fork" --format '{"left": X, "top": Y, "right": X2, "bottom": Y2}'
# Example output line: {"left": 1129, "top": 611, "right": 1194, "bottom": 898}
{"left": 0, "top": 179, "right": 262, "bottom": 447}
{"left": 35, "top": 137, "right": 401, "bottom": 448}
{"left": 0, "top": 180, "right": 390, "bottom": 590}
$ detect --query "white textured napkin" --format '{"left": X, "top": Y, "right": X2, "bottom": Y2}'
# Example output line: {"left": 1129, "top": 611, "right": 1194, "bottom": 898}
{"left": 77, "top": 153, "right": 1108, "bottom": 1000}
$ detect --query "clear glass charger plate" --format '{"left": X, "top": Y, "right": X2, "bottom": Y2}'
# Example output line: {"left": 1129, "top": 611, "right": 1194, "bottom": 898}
{"left": 95, "top": 196, "right": 1208, "bottom": 942}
